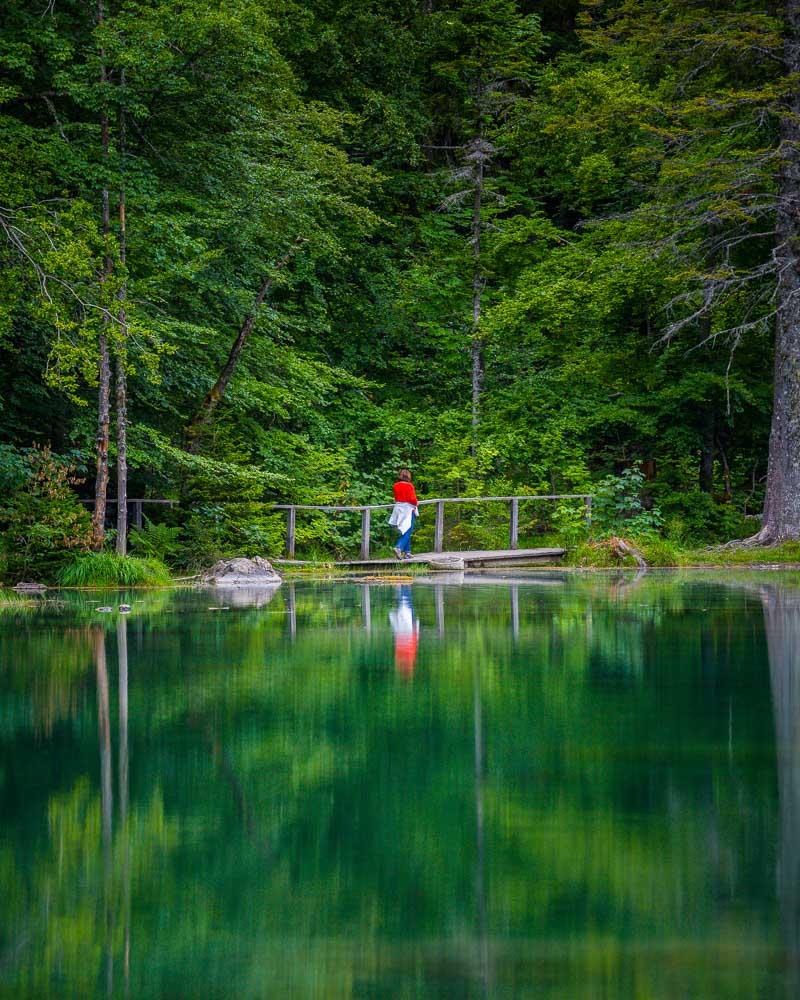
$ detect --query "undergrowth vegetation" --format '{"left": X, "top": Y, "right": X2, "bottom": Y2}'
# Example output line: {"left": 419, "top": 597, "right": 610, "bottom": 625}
{"left": 57, "top": 553, "right": 171, "bottom": 588}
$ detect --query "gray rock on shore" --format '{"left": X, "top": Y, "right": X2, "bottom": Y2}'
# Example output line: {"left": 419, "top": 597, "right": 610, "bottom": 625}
{"left": 428, "top": 557, "right": 465, "bottom": 571}
{"left": 201, "top": 557, "right": 282, "bottom": 587}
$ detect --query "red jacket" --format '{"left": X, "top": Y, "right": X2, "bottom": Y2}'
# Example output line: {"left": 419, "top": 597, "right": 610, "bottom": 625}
{"left": 393, "top": 481, "right": 418, "bottom": 505}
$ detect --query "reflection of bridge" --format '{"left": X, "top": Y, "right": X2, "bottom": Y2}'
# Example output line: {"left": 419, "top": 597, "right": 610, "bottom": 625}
{"left": 280, "top": 576, "right": 567, "bottom": 642}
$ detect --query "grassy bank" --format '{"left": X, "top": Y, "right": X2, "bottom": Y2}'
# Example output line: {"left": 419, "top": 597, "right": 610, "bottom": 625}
{"left": 568, "top": 539, "right": 800, "bottom": 569}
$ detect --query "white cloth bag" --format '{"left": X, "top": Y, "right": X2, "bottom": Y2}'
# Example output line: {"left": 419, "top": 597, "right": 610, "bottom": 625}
{"left": 388, "top": 501, "right": 416, "bottom": 535}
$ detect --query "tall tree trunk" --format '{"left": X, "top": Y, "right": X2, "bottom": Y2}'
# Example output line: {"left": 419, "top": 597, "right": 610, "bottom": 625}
{"left": 470, "top": 119, "right": 488, "bottom": 456}
{"left": 699, "top": 409, "right": 715, "bottom": 493}
{"left": 92, "top": 0, "right": 112, "bottom": 550}
{"left": 184, "top": 243, "right": 299, "bottom": 453}
{"left": 115, "top": 72, "right": 128, "bottom": 556}
{"left": 471, "top": 159, "right": 484, "bottom": 450}
{"left": 757, "top": 0, "right": 800, "bottom": 541}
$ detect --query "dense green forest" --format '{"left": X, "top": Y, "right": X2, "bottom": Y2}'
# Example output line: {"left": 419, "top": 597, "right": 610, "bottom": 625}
{"left": 2, "top": 0, "right": 800, "bottom": 573}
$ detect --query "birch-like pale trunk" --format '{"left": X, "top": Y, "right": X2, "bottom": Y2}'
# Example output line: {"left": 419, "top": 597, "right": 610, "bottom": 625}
{"left": 92, "top": 0, "right": 112, "bottom": 550}
{"left": 757, "top": 0, "right": 800, "bottom": 541}
{"left": 471, "top": 147, "right": 484, "bottom": 448}
{"left": 115, "top": 71, "right": 128, "bottom": 555}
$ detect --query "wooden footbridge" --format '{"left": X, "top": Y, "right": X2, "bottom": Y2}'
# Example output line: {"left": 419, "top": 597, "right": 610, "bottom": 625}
{"left": 274, "top": 493, "right": 592, "bottom": 568}
{"left": 93, "top": 493, "right": 592, "bottom": 568}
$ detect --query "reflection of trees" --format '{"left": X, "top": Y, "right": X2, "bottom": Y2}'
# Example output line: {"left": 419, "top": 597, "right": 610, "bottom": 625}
{"left": 762, "top": 584, "right": 800, "bottom": 998}
{"left": 0, "top": 577, "right": 787, "bottom": 997}
{"left": 0, "top": 617, "right": 177, "bottom": 998}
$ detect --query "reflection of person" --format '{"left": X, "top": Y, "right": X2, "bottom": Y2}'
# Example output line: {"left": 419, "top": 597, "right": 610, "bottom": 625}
{"left": 389, "top": 468, "right": 419, "bottom": 560}
{"left": 390, "top": 585, "right": 419, "bottom": 678}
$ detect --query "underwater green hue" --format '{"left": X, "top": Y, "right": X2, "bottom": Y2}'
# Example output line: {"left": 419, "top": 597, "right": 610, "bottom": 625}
{"left": 0, "top": 572, "right": 796, "bottom": 998}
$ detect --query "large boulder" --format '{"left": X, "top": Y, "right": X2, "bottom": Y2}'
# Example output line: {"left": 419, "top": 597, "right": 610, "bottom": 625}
{"left": 201, "top": 557, "right": 282, "bottom": 587}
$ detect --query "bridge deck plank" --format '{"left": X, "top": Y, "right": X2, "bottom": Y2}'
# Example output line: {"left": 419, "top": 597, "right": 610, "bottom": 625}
{"left": 274, "top": 547, "right": 565, "bottom": 568}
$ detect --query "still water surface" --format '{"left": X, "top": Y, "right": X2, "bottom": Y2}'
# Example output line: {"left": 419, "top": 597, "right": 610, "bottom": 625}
{"left": 0, "top": 572, "right": 797, "bottom": 997}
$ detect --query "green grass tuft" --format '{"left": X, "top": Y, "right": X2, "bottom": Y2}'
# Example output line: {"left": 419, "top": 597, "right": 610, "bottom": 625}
{"left": 635, "top": 537, "right": 682, "bottom": 567}
{"left": 57, "top": 552, "right": 172, "bottom": 587}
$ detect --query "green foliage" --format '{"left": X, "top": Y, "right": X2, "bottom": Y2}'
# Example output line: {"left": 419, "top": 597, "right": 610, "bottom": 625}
{"left": 635, "top": 536, "right": 682, "bottom": 568}
{"left": 553, "top": 499, "right": 591, "bottom": 546}
{"left": 128, "top": 518, "right": 183, "bottom": 565}
{"left": 57, "top": 552, "right": 171, "bottom": 587}
{"left": 661, "top": 491, "right": 752, "bottom": 545}
{"left": 0, "top": 446, "right": 92, "bottom": 583}
{"left": 592, "top": 468, "right": 663, "bottom": 539}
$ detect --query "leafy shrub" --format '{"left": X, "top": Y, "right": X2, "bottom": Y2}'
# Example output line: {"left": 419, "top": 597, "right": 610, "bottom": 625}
{"left": 129, "top": 518, "right": 183, "bottom": 564}
{"left": 0, "top": 444, "right": 29, "bottom": 494}
{"left": 661, "top": 489, "right": 752, "bottom": 544}
{"left": 0, "top": 446, "right": 92, "bottom": 583}
{"left": 592, "top": 468, "right": 663, "bottom": 538}
{"left": 553, "top": 499, "right": 591, "bottom": 546}
{"left": 57, "top": 552, "right": 171, "bottom": 587}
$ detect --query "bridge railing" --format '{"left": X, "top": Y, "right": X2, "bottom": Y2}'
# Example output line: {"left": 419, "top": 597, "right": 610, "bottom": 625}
{"left": 274, "top": 494, "right": 593, "bottom": 560}
{"left": 82, "top": 494, "right": 593, "bottom": 560}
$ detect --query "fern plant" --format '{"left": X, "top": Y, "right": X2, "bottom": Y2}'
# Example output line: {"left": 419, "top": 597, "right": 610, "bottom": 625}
{"left": 129, "top": 518, "right": 183, "bottom": 564}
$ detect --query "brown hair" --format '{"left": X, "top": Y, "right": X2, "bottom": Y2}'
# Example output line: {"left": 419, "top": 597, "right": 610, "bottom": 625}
{"left": 398, "top": 468, "right": 412, "bottom": 482}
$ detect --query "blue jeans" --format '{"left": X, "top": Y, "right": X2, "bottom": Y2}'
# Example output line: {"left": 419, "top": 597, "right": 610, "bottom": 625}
{"left": 397, "top": 514, "right": 416, "bottom": 554}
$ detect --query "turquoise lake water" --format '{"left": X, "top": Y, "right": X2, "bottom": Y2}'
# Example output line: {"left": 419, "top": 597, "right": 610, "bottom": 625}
{"left": 0, "top": 571, "right": 797, "bottom": 998}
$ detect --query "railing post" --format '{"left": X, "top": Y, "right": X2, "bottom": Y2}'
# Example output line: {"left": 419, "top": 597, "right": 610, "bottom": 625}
{"left": 286, "top": 506, "right": 296, "bottom": 559}
{"left": 434, "top": 501, "right": 445, "bottom": 553}
{"left": 509, "top": 497, "right": 519, "bottom": 550}
{"left": 584, "top": 495, "right": 593, "bottom": 534}
{"left": 134, "top": 500, "right": 143, "bottom": 530}
{"left": 360, "top": 508, "right": 371, "bottom": 561}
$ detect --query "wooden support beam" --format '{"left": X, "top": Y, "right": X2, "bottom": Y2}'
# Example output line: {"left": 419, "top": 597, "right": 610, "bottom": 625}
{"left": 286, "top": 506, "right": 296, "bottom": 559}
{"left": 360, "top": 508, "right": 371, "bottom": 561}
{"left": 434, "top": 501, "right": 445, "bottom": 553}
{"left": 584, "top": 495, "right": 593, "bottom": 533}
{"left": 134, "top": 500, "right": 143, "bottom": 530}
{"left": 509, "top": 497, "right": 519, "bottom": 550}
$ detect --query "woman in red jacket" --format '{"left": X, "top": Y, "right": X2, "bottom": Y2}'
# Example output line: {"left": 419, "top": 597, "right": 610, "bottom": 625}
{"left": 388, "top": 468, "right": 419, "bottom": 559}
